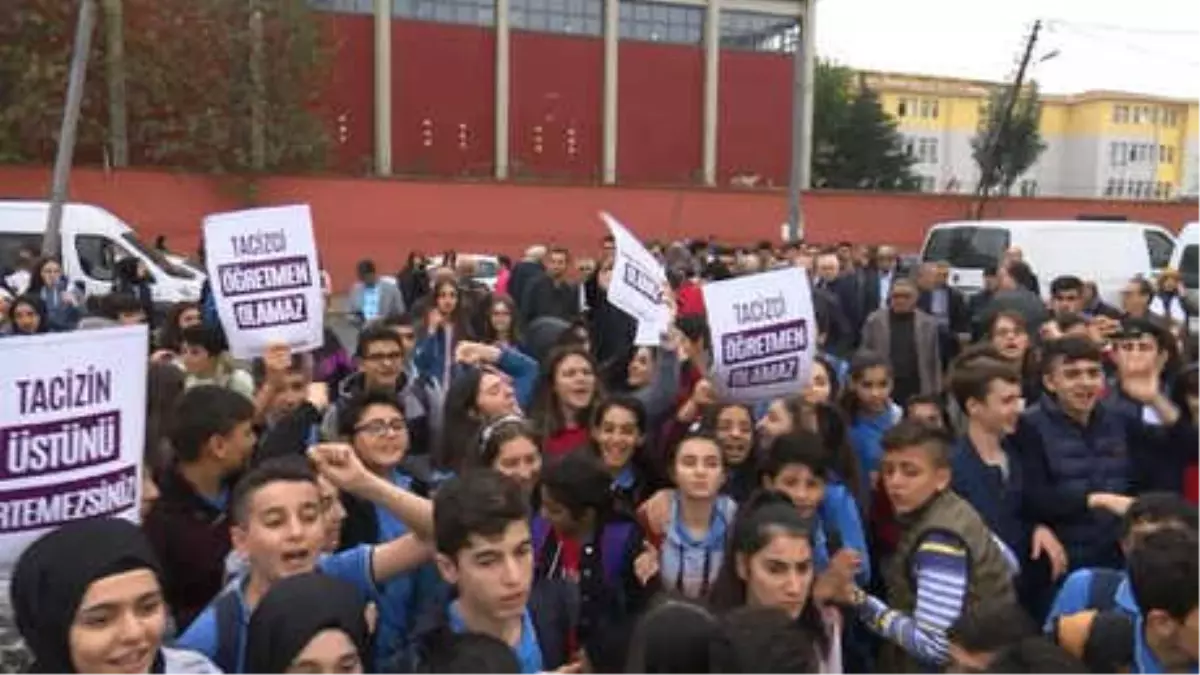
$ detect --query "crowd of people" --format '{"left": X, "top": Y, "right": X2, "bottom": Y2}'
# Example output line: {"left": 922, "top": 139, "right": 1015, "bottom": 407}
{"left": 0, "top": 233, "right": 1197, "bottom": 675}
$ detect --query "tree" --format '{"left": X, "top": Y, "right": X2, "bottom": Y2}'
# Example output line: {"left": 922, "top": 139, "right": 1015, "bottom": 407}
{"left": 811, "top": 64, "right": 917, "bottom": 191}
{"left": 0, "top": 0, "right": 333, "bottom": 172}
{"left": 971, "top": 82, "right": 1047, "bottom": 196}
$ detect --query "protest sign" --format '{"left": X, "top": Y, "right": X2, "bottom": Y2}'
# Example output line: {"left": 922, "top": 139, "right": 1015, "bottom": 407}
{"left": 204, "top": 205, "right": 324, "bottom": 359}
{"left": 600, "top": 212, "right": 670, "bottom": 342}
{"left": 0, "top": 325, "right": 148, "bottom": 568}
{"left": 702, "top": 267, "right": 817, "bottom": 403}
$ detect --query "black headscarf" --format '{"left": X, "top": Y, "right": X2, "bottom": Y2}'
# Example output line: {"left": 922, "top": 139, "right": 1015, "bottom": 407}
{"left": 10, "top": 518, "right": 164, "bottom": 674}
{"left": 245, "top": 572, "right": 371, "bottom": 674}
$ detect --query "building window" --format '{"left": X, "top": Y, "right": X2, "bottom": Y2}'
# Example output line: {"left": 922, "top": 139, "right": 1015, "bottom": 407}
{"left": 1164, "top": 109, "right": 1178, "bottom": 126}
{"left": 917, "top": 138, "right": 939, "bottom": 164}
{"left": 618, "top": 0, "right": 701, "bottom": 44}
{"left": 1163, "top": 183, "right": 1173, "bottom": 199}
{"left": 1114, "top": 179, "right": 1125, "bottom": 198}
{"left": 1162, "top": 145, "right": 1175, "bottom": 164}
{"left": 1019, "top": 179, "right": 1038, "bottom": 197}
{"left": 897, "top": 99, "right": 909, "bottom": 118}
{"left": 514, "top": 0, "right": 603, "bottom": 35}
{"left": 373, "top": 0, "right": 498, "bottom": 25}
{"left": 930, "top": 99, "right": 939, "bottom": 119}
{"left": 919, "top": 99, "right": 931, "bottom": 119}
{"left": 719, "top": 9, "right": 798, "bottom": 52}
{"left": 1113, "top": 105, "right": 1129, "bottom": 124}
{"left": 903, "top": 138, "right": 915, "bottom": 157}
{"left": 920, "top": 176, "right": 936, "bottom": 192}
{"left": 1104, "top": 178, "right": 1116, "bottom": 197}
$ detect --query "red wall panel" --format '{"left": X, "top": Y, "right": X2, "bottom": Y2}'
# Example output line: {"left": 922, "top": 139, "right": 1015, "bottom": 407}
{"left": 391, "top": 21, "right": 496, "bottom": 177}
{"left": 320, "top": 15, "right": 375, "bottom": 174}
{"left": 5, "top": 165, "right": 1192, "bottom": 293}
{"left": 510, "top": 32, "right": 603, "bottom": 181}
{"left": 717, "top": 50, "right": 792, "bottom": 188}
{"left": 617, "top": 42, "right": 703, "bottom": 185}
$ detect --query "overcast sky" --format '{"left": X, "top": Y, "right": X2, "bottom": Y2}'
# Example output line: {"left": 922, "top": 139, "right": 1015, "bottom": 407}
{"left": 816, "top": 0, "right": 1200, "bottom": 100}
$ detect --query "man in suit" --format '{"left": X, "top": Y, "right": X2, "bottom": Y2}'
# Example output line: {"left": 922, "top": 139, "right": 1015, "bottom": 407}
{"left": 917, "top": 261, "right": 970, "bottom": 368}
{"left": 859, "top": 245, "right": 901, "bottom": 319}
{"left": 815, "top": 250, "right": 863, "bottom": 336}
{"left": 348, "top": 259, "right": 406, "bottom": 327}
{"left": 862, "top": 277, "right": 942, "bottom": 405}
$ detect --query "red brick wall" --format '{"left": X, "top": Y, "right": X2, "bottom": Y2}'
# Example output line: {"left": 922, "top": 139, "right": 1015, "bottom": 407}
{"left": 617, "top": 42, "right": 704, "bottom": 185}
{"left": 2, "top": 165, "right": 1194, "bottom": 291}
{"left": 509, "top": 31, "right": 603, "bottom": 181}
{"left": 717, "top": 50, "right": 792, "bottom": 188}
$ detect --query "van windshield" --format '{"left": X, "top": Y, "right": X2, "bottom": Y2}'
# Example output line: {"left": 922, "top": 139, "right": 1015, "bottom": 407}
{"left": 120, "top": 233, "right": 197, "bottom": 280}
{"left": 923, "top": 227, "right": 1010, "bottom": 269}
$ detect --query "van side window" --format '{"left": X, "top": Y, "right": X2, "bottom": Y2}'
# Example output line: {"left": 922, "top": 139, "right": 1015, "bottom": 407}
{"left": 923, "top": 227, "right": 1010, "bottom": 269}
{"left": 76, "top": 235, "right": 121, "bottom": 281}
{"left": 0, "top": 234, "right": 41, "bottom": 274}
{"left": 1143, "top": 231, "right": 1174, "bottom": 270}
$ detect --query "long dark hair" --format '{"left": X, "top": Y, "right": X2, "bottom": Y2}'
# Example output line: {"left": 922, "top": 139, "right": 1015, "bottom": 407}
{"left": 158, "top": 301, "right": 199, "bottom": 352}
{"left": 436, "top": 369, "right": 487, "bottom": 473}
{"left": 528, "top": 345, "right": 602, "bottom": 441}
{"left": 25, "top": 257, "right": 63, "bottom": 294}
{"left": 481, "top": 294, "right": 521, "bottom": 346}
{"left": 838, "top": 350, "right": 893, "bottom": 421}
{"left": 707, "top": 490, "right": 831, "bottom": 658}
{"left": 810, "top": 402, "right": 864, "bottom": 506}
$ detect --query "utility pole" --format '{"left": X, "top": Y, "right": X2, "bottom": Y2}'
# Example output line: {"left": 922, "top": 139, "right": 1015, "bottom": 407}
{"left": 44, "top": 0, "right": 99, "bottom": 258}
{"left": 103, "top": 0, "right": 128, "bottom": 168}
{"left": 972, "top": 20, "right": 1040, "bottom": 219}
{"left": 249, "top": 0, "right": 267, "bottom": 171}
{"left": 786, "top": 0, "right": 816, "bottom": 242}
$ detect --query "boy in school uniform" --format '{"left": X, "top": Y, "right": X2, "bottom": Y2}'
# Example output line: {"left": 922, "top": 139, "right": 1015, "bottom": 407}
{"left": 176, "top": 447, "right": 433, "bottom": 673}
{"left": 409, "top": 470, "right": 567, "bottom": 673}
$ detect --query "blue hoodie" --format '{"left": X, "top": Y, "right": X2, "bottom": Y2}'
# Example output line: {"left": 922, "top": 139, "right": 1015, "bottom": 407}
{"left": 848, "top": 403, "right": 901, "bottom": 494}
{"left": 816, "top": 481, "right": 871, "bottom": 586}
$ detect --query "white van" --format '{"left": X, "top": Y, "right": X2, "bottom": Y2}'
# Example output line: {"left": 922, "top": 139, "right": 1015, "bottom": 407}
{"left": 0, "top": 201, "right": 204, "bottom": 305}
{"left": 1170, "top": 221, "right": 1198, "bottom": 308}
{"left": 920, "top": 219, "right": 1176, "bottom": 305}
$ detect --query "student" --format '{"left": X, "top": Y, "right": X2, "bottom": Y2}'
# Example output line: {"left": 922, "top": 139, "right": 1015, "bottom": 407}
{"left": 760, "top": 431, "right": 870, "bottom": 587}
{"left": 474, "top": 415, "right": 544, "bottom": 497}
{"left": 11, "top": 518, "right": 219, "bottom": 674}
{"left": 839, "top": 351, "right": 901, "bottom": 496}
{"left": 324, "top": 324, "right": 433, "bottom": 457}
{"left": 244, "top": 573, "right": 370, "bottom": 674}
{"left": 252, "top": 348, "right": 327, "bottom": 463}
{"left": 701, "top": 402, "right": 758, "bottom": 503}
{"left": 176, "top": 452, "right": 434, "bottom": 673}
{"left": 827, "top": 420, "right": 1017, "bottom": 671}
{"left": 623, "top": 598, "right": 730, "bottom": 673}
{"left": 1044, "top": 492, "right": 1197, "bottom": 628}
{"left": 535, "top": 450, "right": 654, "bottom": 657}
{"left": 337, "top": 391, "right": 455, "bottom": 665}
{"left": 719, "top": 606, "right": 826, "bottom": 674}
{"left": 416, "top": 632, "right": 522, "bottom": 674}
{"left": 409, "top": 470, "right": 553, "bottom": 673}
{"left": 1054, "top": 529, "right": 1198, "bottom": 673}
{"left": 179, "top": 325, "right": 256, "bottom": 400}
{"left": 945, "top": 599, "right": 1037, "bottom": 673}
{"left": 983, "top": 637, "right": 1088, "bottom": 674}
{"left": 1015, "top": 336, "right": 1185, "bottom": 572}
{"left": 949, "top": 360, "right": 1067, "bottom": 616}
{"left": 588, "top": 396, "right": 655, "bottom": 514}
{"left": 144, "top": 385, "right": 257, "bottom": 629}
{"left": 707, "top": 491, "right": 842, "bottom": 672}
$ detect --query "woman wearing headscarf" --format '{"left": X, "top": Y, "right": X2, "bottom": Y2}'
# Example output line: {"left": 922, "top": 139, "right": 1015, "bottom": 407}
{"left": 245, "top": 572, "right": 371, "bottom": 674}
{"left": 10, "top": 518, "right": 219, "bottom": 674}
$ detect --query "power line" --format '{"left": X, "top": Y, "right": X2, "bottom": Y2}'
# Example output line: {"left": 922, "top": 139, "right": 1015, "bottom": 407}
{"left": 1046, "top": 20, "right": 1200, "bottom": 67}
{"left": 1043, "top": 18, "right": 1199, "bottom": 38}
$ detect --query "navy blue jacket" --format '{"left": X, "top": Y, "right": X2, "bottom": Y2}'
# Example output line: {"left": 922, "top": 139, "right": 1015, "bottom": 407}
{"left": 950, "top": 436, "right": 1028, "bottom": 561}
{"left": 1014, "top": 394, "right": 1188, "bottom": 571}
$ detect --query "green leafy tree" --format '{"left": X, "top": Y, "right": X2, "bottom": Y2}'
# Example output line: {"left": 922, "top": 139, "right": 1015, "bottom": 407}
{"left": 971, "top": 82, "right": 1047, "bottom": 196}
{"left": 812, "top": 66, "right": 917, "bottom": 190}
{"left": 0, "top": 0, "right": 332, "bottom": 172}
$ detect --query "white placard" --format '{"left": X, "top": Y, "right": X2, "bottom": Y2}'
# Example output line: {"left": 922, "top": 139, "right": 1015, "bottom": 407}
{"left": 702, "top": 267, "right": 817, "bottom": 403}
{"left": 203, "top": 205, "right": 324, "bottom": 359}
{"left": 601, "top": 212, "right": 669, "bottom": 323}
{"left": 0, "top": 325, "right": 148, "bottom": 569}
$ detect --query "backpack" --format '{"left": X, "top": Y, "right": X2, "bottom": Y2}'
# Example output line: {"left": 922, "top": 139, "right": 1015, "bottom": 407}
{"left": 1086, "top": 568, "right": 1125, "bottom": 612}
{"left": 212, "top": 591, "right": 244, "bottom": 675}
{"left": 531, "top": 517, "right": 632, "bottom": 586}
{"left": 1054, "top": 609, "right": 1135, "bottom": 673}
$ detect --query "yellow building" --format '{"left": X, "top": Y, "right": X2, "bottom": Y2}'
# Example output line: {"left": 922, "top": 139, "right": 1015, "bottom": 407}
{"left": 859, "top": 70, "right": 1198, "bottom": 200}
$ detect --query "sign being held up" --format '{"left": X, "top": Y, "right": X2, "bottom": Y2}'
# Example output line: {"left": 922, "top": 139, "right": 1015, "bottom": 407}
{"left": 702, "top": 267, "right": 817, "bottom": 403}
{"left": 600, "top": 212, "right": 670, "bottom": 345}
{"left": 203, "top": 204, "right": 324, "bottom": 359}
{"left": 0, "top": 325, "right": 148, "bottom": 569}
